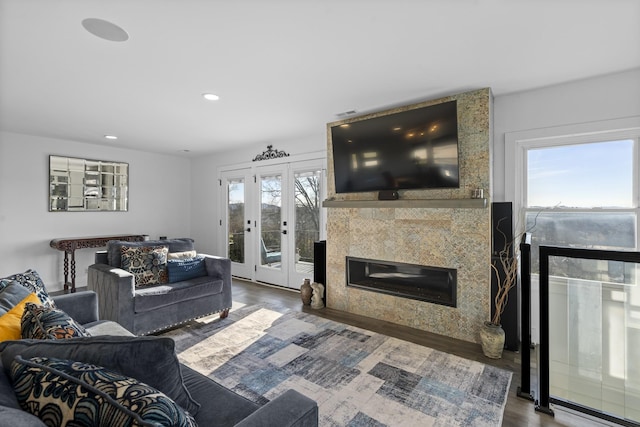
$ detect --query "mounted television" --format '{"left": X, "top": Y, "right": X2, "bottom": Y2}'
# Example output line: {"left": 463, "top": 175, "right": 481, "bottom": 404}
{"left": 330, "top": 100, "right": 459, "bottom": 194}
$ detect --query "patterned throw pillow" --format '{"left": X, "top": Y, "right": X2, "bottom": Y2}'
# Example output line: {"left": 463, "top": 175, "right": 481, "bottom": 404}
{"left": 121, "top": 245, "right": 169, "bottom": 286}
{"left": 0, "top": 269, "right": 56, "bottom": 308}
{"left": 167, "top": 256, "right": 207, "bottom": 283}
{"left": 10, "top": 356, "right": 198, "bottom": 427}
{"left": 21, "top": 302, "right": 90, "bottom": 340}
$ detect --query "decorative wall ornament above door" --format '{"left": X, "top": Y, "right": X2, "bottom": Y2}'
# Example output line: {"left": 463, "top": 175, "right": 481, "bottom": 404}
{"left": 252, "top": 145, "right": 290, "bottom": 162}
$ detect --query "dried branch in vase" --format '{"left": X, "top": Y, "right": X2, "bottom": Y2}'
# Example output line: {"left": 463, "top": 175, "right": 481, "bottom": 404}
{"left": 490, "top": 217, "right": 519, "bottom": 326}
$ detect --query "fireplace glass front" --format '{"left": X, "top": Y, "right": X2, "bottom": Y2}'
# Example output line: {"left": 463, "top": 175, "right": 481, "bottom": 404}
{"left": 346, "top": 257, "right": 457, "bottom": 307}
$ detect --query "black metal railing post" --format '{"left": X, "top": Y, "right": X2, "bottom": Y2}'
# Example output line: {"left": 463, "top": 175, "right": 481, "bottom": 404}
{"left": 517, "top": 233, "right": 534, "bottom": 401}
{"left": 535, "top": 245, "right": 554, "bottom": 415}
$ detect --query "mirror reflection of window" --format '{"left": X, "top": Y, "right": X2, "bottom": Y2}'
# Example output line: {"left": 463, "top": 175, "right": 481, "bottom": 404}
{"left": 49, "top": 155, "right": 129, "bottom": 212}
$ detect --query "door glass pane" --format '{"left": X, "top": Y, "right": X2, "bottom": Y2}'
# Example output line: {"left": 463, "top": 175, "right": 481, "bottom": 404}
{"left": 228, "top": 178, "right": 245, "bottom": 263}
{"left": 261, "top": 174, "right": 282, "bottom": 268}
{"left": 294, "top": 169, "right": 321, "bottom": 274}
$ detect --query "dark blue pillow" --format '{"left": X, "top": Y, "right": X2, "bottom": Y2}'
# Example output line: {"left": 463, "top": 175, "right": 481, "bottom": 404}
{"left": 167, "top": 256, "right": 207, "bottom": 283}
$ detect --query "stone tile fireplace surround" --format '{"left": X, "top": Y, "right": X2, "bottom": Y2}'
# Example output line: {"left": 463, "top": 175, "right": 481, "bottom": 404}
{"left": 324, "top": 88, "right": 492, "bottom": 344}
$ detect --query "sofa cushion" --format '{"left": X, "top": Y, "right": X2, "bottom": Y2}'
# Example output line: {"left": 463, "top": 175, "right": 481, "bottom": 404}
{"left": 0, "top": 282, "right": 41, "bottom": 341}
{"left": 0, "top": 336, "right": 200, "bottom": 416}
{"left": 0, "top": 406, "right": 47, "bottom": 426}
{"left": 134, "top": 276, "right": 223, "bottom": 314}
{"left": 121, "top": 245, "right": 169, "bottom": 286}
{"left": 181, "top": 364, "right": 259, "bottom": 426}
{"left": 0, "top": 269, "right": 56, "bottom": 309}
{"left": 20, "top": 303, "right": 90, "bottom": 340}
{"left": 107, "top": 238, "right": 195, "bottom": 268}
{"left": 9, "top": 356, "right": 197, "bottom": 427}
{"left": 167, "top": 256, "right": 207, "bottom": 283}
{"left": 0, "top": 358, "right": 20, "bottom": 409}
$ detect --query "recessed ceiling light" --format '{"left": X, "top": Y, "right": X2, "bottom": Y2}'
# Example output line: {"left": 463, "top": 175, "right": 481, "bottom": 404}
{"left": 202, "top": 93, "right": 220, "bottom": 101}
{"left": 82, "top": 18, "right": 129, "bottom": 42}
{"left": 104, "top": 135, "right": 118, "bottom": 140}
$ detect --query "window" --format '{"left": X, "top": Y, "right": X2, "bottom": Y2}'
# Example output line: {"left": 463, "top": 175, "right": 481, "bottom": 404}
{"left": 506, "top": 118, "right": 640, "bottom": 422}
{"left": 524, "top": 139, "right": 637, "bottom": 282}
{"left": 505, "top": 119, "right": 640, "bottom": 278}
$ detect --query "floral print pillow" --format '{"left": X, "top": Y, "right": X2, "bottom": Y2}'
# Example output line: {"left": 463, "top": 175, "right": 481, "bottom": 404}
{"left": 120, "top": 245, "right": 169, "bottom": 286}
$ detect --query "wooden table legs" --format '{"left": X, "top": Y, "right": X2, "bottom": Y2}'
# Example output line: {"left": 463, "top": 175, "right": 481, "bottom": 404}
{"left": 62, "top": 250, "right": 76, "bottom": 293}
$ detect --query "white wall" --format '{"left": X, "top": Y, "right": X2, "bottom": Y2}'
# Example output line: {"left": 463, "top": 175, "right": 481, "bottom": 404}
{"left": 0, "top": 132, "right": 191, "bottom": 292}
{"left": 190, "top": 133, "right": 326, "bottom": 257}
{"left": 493, "top": 68, "right": 640, "bottom": 201}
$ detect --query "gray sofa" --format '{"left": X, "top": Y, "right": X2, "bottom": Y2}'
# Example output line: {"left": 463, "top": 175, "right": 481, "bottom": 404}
{"left": 0, "top": 291, "right": 319, "bottom": 427}
{"left": 87, "top": 238, "right": 232, "bottom": 335}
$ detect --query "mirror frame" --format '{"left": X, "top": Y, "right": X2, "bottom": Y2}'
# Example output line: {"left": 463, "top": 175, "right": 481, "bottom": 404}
{"left": 49, "top": 155, "right": 129, "bottom": 212}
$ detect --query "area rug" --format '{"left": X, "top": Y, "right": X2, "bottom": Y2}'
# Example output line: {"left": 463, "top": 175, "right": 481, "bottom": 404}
{"left": 159, "top": 304, "right": 512, "bottom": 426}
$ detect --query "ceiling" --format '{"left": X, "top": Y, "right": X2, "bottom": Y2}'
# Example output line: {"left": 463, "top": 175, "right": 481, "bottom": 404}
{"left": 1, "top": 0, "right": 639, "bottom": 157}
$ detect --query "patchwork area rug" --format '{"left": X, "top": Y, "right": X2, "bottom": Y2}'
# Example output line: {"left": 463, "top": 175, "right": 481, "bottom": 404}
{"left": 159, "top": 304, "right": 512, "bottom": 426}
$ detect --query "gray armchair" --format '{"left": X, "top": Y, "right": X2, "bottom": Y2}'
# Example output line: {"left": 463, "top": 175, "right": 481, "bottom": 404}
{"left": 87, "top": 238, "right": 232, "bottom": 335}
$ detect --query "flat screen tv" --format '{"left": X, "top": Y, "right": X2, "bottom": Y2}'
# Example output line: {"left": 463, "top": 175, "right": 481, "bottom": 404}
{"left": 330, "top": 100, "right": 459, "bottom": 194}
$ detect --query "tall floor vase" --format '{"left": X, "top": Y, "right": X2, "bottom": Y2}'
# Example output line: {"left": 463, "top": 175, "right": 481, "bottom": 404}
{"left": 479, "top": 322, "right": 505, "bottom": 359}
{"left": 300, "top": 279, "right": 312, "bottom": 306}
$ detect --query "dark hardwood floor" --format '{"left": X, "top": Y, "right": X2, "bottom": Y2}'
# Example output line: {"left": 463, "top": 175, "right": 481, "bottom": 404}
{"left": 231, "top": 278, "right": 613, "bottom": 427}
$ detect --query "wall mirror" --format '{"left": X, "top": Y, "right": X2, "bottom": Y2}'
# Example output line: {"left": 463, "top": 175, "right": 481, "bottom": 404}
{"left": 49, "top": 155, "right": 129, "bottom": 212}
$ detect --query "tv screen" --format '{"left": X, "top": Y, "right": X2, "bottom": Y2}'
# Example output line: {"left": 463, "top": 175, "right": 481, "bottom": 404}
{"left": 331, "top": 100, "right": 459, "bottom": 194}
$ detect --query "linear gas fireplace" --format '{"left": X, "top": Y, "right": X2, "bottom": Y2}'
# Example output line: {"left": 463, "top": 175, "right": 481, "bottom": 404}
{"left": 346, "top": 257, "right": 457, "bottom": 307}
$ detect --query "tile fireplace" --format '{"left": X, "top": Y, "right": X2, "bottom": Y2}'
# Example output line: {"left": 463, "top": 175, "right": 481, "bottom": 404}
{"left": 324, "top": 88, "right": 492, "bottom": 343}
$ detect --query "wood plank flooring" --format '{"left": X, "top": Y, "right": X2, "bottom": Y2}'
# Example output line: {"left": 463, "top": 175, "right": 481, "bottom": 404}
{"left": 231, "top": 278, "right": 614, "bottom": 427}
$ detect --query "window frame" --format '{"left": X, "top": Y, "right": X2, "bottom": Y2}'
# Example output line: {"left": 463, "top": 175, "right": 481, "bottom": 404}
{"left": 505, "top": 117, "right": 640, "bottom": 344}
{"left": 505, "top": 117, "right": 640, "bottom": 249}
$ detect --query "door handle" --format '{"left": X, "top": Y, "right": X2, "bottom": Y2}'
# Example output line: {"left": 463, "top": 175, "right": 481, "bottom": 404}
{"left": 246, "top": 228, "right": 251, "bottom": 232}
{"left": 282, "top": 230, "right": 287, "bottom": 235}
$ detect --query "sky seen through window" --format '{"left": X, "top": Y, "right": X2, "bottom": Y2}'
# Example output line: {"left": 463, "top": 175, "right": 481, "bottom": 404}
{"left": 527, "top": 139, "right": 633, "bottom": 208}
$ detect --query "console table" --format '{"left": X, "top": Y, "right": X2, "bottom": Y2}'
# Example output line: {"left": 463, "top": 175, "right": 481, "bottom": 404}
{"left": 50, "top": 234, "right": 147, "bottom": 293}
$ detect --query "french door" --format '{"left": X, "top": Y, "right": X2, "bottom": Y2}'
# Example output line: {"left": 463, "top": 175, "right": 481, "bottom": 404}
{"left": 255, "top": 164, "right": 288, "bottom": 285}
{"left": 221, "top": 168, "right": 254, "bottom": 280}
{"left": 220, "top": 159, "right": 325, "bottom": 289}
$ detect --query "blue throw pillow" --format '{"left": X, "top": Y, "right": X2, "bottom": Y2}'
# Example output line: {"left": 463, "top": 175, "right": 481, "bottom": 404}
{"left": 167, "top": 256, "right": 207, "bottom": 283}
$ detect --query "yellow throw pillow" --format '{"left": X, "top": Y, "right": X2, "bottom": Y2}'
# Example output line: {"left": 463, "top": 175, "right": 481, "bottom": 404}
{"left": 0, "top": 293, "right": 41, "bottom": 341}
